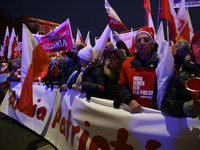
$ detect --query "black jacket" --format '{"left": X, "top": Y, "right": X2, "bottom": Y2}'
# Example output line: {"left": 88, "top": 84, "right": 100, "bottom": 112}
{"left": 161, "top": 58, "right": 200, "bottom": 117}
{"left": 68, "top": 59, "right": 105, "bottom": 99}
{"left": 59, "top": 58, "right": 81, "bottom": 86}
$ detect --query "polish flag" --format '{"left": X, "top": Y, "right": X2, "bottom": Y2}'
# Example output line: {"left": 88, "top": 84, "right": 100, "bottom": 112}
{"left": 144, "top": 0, "right": 156, "bottom": 38}
{"left": 176, "top": 0, "right": 190, "bottom": 43}
{"left": 156, "top": 21, "right": 174, "bottom": 109}
{"left": 18, "top": 24, "right": 50, "bottom": 117}
{"left": 129, "top": 28, "right": 136, "bottom": 54}
{"left": 1, "top": 26, "right": 9, "bottom": 62}
{"left": 93, "top": 25, "right": 111, "bottom": 60}
{"left": 85, "top": 31, "right": 91, "bottom": 46}
{"left": 105, "top": 0, "right": 128, "bottom": 30}
{"left": 7, "top": 28, "right": 17, "bottom": 60}
{"left": 161, "top": 0, "right": 177, "bottom": 43}
{"left": 186, "top": 9, "right": 194, "bottom": 42}
{"left": 75, "top": 28, "right": 84, "bottom": 43}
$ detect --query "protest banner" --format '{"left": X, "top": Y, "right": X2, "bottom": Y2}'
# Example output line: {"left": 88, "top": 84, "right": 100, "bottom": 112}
{"left": 1, "top": 82, "right": 200, "bottom": 150}
{"left": 34, "top": 19, "right": 73, "bottom": 53}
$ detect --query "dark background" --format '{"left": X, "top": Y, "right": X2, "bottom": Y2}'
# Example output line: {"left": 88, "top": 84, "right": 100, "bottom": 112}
{"left": 0, "top": 0, "right": 200, "bottom": 46}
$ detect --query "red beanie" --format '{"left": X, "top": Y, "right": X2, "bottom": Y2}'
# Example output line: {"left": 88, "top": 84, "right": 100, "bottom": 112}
{"left": 135, "top": 26, "right": 155, "bottom": 43}
{"left": 191, "top": 30, "right": 200, "bottom": 47}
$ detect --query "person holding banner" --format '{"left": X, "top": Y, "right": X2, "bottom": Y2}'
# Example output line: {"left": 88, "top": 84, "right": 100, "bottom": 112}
{"left": 161, "top": 30, "right": 200, "bottom": 118}
{"left": 59, "top": 42, "right": 85, "bottom": 91}
{"left": 116, "top": 26, "right": 158, "bottom": 112}
{"left": 67, "top": 45, "right": 105, "bottom": 99}
{"left": 104, "top": 48, "right": 127, "bottom": 100}
{"left": 7, "top": 58, "right": 21, "bottom": 82}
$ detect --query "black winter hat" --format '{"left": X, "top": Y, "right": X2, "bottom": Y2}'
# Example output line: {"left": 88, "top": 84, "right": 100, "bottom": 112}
{"left": 65, "top": 51, "right": 74, "bottom": 59}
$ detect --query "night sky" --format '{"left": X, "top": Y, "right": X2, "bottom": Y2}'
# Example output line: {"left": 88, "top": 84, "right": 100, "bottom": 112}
{"left": 1, "top": 0, "right": 200, "bottom": 46}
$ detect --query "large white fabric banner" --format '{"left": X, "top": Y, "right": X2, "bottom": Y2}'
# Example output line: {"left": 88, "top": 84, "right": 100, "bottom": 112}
{"left": 1, "top": 82, "right": 200, "bottom": 150}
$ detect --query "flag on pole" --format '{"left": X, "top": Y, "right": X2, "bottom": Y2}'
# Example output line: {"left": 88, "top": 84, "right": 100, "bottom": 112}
{"left": 85, "top": 31, "right": 91, "bottom": 46}
{"left": 93, "top": 25, "right": 111, "bottom": 60}
{"left": 176, "top": 0, "right": 190, "bottom": 43}
{"left": 1, "top": 26, "right": 9, "bottom": 62}
{"left": 186, "top": 8, "right": 194, "bottom": 42}
{"left": 75, "top": 28, "right": 84, "bottom": 43}
{"left": 160, "top": 0, "right": 177, "bottom": 43}
{"left": 129, "top": 28, "right": 136, "bottom": 54}
{"left": 18, "top": 24, "right": 50, "bottom": 117}
{"left": 105, "top": 0, "right": 128, "bottom": 30}
{"left": 144, "top": 0, "right": 156, "bottom": 38}
{"left": 7, "top": 28, "right": 17, "bottom": 60}
{"left": 156, "top": 21, "right": 174, "bottom": 109}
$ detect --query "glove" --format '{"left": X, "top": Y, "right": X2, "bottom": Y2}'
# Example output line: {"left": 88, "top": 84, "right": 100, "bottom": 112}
{"left": 183, "top": 100, "right": 200, "bottom": 118}
{"left": 112, "top": 31, "right": 121, "bottom": 43}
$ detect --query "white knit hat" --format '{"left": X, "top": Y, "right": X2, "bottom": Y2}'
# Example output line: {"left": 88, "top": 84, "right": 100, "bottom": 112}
{"left": 78, "top": 45, "right": 93, "bottom": 62}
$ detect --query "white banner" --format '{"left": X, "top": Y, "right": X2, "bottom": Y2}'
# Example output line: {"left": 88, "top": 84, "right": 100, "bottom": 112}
{"left": 1, "top": 83, "right": 200, "bottom": 150}
{"left": 174, "top": 0, "right": 200, "bottom": 8}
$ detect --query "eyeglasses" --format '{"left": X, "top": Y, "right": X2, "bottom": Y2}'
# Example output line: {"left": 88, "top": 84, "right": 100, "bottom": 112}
{"left": 193, "top": 41, "right": 200, "bottom": 48}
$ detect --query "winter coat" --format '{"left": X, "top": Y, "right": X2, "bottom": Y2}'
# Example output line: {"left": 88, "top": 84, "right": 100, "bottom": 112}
{"left": 7, "top": 67, "right": 21, "bottom": 82}
{"left": 59, "top": 58, "right": 80, "bottom": 86}
{"left": 68, "top": 59, "right": 105, "bottom": 99}
{"left": 117, "top": 51, "right": 158, "bottom": 108}
{"left": 161, "top": 57, "right": 200, "bottom": 117}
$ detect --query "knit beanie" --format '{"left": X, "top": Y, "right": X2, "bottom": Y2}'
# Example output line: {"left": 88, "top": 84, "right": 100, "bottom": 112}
{"left": 191, "top": 30, "right": 200, "bottom": 48}
{"left": 65, "top": 51, "right": 74, "bottom": 59}
{"left": 135, "top": 26, "right": 155, "bottom": 43}
{"left": 13, "top": 58, "right": 21, "bottom": 66}
{"left": 78, "top": 45, "right": 93, "bottom": 62}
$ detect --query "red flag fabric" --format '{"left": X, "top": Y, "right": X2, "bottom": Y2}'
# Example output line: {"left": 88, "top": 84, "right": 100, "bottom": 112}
{"left": 18, "top": 24, "right": 50, "bottom": 117}
{"left": 76, "top": 28, "right": 84, "bottom": 43}
{"left": 33, "top": 19, "right": 73, "bottom": 53}
{"left": 161, "top": 0, "right": 177, "bottom": 43}
{"left": 176, "top": 0, "right": 190, "bottom": 43}
{"left": 1, "top": 26, "right": 9, "bottom": 62}
{"left": 105, "top": 0, "right": 128, "bottom": 30}
{"left": 7, "top": 28, "right": 17, "bottom": 60}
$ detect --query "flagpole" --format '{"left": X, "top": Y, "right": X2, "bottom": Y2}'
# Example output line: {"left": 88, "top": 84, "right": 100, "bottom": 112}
{"left": 166, "top": 20, "right": 169, "bottom": 42}
{"left": 145, "top": 10, "right": 147, "bottom": 26}
{"left": 157, "top": 0, "right": 161, "bottom": 32}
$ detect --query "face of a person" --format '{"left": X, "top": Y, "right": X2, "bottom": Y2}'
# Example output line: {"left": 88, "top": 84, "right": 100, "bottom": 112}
{"left": 55, "top": 58, "right": 61, "bottom": 66}
{"left": 192, "top": 39, "right": 200, "bottom": 58}
{"left": 104, "top": 42, "right": 114, "bottom": 56}
{"left": 108, "top": 52, "right": 120, "bottom": 68}
{"left": 71, "top": 43, "right": 79, "bottom": 56}
{"left": 176, "top": 48, "right": 189, "bottom": 59}
{"left": 64, "top": 55, "right": 71, "bottom": 63}
{"left": 134, "top": 33, "right": 154, "bottom": 57}
{"left": 78, "top": 58, "right": 88, "bottom": 68}
{"left": 12, "top": 61, "right": 19, "bottom": 69}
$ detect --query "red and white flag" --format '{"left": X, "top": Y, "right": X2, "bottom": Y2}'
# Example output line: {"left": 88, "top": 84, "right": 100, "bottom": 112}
{"left": 176, "top": 0, "right": 190, "bottom": 43}
{"left": 105, "top": 0, "right": 128, "bottom": 30}
{"left": 144, "top": 0, "right": 156, "bottom": 38}
{"left": 7, "top": 28, "right": 17, "bottom": 60}
{"left": 187, "top": 9, "right": 194, "bottom": 42}
{"left": 1, "top": 26, "right": 9, "bottom": 62}
{"left": 85, "top": 31, "right": 91, "bottom": 46}
{"left": 75, "top": 28, "right": 84, "bottom": 43}
{"left": 18, "top": 24, "right": 50, "bottom": 117}
{"left": 161, "top": 0, "right": 177, "bottom": 43}
{"left": 156, "top": 21, "right": 174, "bottom": 109}
{"left": 93, "top": 25, "right": 111, "bottom": 60}
{"left": 129, "top": 28, "right": 136, "bottom": 54}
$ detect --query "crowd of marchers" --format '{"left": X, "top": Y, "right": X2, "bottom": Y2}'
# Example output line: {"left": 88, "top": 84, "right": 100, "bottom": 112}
{"left": 1, "top": 27, "right": 200, "bottom": 119}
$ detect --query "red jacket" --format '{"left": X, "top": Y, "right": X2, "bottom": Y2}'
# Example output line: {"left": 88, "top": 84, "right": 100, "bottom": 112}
{"left": 118, "top": 52, "right": 158, "bottom": 108}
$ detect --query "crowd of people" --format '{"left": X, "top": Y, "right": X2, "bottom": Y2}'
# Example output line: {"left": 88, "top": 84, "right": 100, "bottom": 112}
{"left": 0, "top": 26, "right": 200, "bottom": 119}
